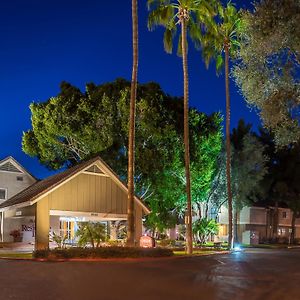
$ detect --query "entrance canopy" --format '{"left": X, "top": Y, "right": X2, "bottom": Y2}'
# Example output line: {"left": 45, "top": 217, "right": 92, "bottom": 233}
{"left": 0, "top": 156, "right": 150, "bottom": 248}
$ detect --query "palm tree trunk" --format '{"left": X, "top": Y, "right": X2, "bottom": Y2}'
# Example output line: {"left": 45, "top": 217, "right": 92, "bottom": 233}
{"left": 181, "top": 19, "right": 193, "bottom": 255}
{"left": 127, "top": 0, "right": 138, "bottom": 247}
{"left": 225, "top": 43, "right": 234, "bottom": 250}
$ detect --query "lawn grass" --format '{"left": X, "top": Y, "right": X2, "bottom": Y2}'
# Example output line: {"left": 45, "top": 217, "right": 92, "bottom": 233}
{"left": 173, "top": 249, "right": 225, "bottom": 256}
{"left": 0, "top": 252, "right": 32, "bottom": 259}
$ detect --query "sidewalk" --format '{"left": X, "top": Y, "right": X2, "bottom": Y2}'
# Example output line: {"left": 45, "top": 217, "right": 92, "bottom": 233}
{"left": 0, "top": 242, "right": 34, "bottom": 253}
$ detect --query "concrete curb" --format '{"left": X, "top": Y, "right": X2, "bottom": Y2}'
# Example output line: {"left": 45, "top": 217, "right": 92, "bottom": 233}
{"left": 287, "top": 245, "right": 300, "bottom": 249}
{"left": 242, "top": 245, "right": 300, "bottom": 250}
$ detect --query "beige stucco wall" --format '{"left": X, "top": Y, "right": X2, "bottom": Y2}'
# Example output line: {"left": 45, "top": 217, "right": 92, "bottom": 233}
{"left": 218, "top": 206, "right": 229, "bottom": 224}
{"left": 3, "top": 216, "right": 35, "bottom": 243}
{"left": 3, "top": 206, "right": 35, "bottom": 242}
{"left": 249, "top": 208, "right": 267, "bottom": 225}
{"left": 278, "top": 208, "right": 293, "bottom": 226}
{"left": 239, "top": 207, "right": 251, "bottom": 224}
{"left": 0, "top": 171, "right": 36, "bottom": 201}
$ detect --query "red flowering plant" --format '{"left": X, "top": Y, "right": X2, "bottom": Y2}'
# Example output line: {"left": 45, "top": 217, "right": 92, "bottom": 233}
{"left": 9, "top": 229, "right": 21, "bottom": 239}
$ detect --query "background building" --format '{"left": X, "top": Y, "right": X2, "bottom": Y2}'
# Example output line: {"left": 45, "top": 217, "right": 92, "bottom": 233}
{"left": 217, "top": 205, "right": 300, "bottom": 244}
{"left": 0, "top": 157, "right": 36, "bottom": 242}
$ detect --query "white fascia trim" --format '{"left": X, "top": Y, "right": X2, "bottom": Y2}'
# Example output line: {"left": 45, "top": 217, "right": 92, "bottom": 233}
{"left": 94, "top": 160, "right": 151, "bottom": 214}
{"left": 0, "top": 157, "right": 36, "bottom": 181}
{"left": 0, "top": 201, "right": 32, "bottom": 212}
{"left": 239, "top": 222, "right": 267, "bottom": 225}
{"left": 0, "top": 157, "right": 24, "bottom": 174}
{"left": 50, "top": 210, "right": 127, "bottom": 220}
{"left": 82, "top": 171, "right": 109, "bottom": 177}
{"left": 250, "top": 207, "right": 267, "bottom": 211}
{"left": 0, "top": 187, "right": 8, "bottom": 201}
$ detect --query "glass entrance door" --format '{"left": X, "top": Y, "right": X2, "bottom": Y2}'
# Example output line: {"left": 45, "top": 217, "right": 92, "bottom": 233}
{"left": 59, "top": 220, "right": 75, "bottom": 243}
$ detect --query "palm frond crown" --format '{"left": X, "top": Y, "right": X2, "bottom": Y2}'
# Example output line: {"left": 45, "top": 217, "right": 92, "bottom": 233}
{"left": 147, "top": 0, "right": 218, "bottom": 55}
{"left": 201, "top": 1, "right": 242, "bottom": 73}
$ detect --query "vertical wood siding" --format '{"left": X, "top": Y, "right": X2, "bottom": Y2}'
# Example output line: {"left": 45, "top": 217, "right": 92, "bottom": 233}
{"left": 45, "top": 174, "right": 129, "bottom": 214}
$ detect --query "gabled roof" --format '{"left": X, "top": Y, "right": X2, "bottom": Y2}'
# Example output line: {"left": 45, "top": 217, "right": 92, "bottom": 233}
{"left": 0, "top": 156, "right": 150, "bottom": 214}
{"left": 0, "top": 156, "right": 36, "bottom": 181}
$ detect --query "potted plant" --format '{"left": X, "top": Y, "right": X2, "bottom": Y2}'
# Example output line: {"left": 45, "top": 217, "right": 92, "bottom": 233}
{"left": 10, "top": 229, "right": 22, "bottom": 242}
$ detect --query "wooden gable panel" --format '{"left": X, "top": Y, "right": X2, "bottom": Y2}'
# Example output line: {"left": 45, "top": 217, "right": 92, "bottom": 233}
{"left": 47, "top": 173, "right": 128, "bottom": 214}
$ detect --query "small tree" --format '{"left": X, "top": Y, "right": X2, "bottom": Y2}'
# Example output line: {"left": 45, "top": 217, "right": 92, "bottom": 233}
{"left": 192, "top": 218, "right": 219, "bottom": 244}
{"left": 76, "top": 222, "right": 106, "bottom": 248}
{"left": 50, "top": 232, "right": 68, "bottom": 249}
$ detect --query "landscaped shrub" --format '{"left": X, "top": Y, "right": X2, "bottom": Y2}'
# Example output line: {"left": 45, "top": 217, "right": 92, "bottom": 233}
{"left": 50, "top": 232, "right": 68, "bottom": 249}
{"left": 157, "top": 239, "right": 176, "bottom": 248}
{"left": 10, "top": 229, "right": 22, "bottom": 242}
{"left": 33, "top": 246, "right": 174, "bottom": 259}
{"left": 192, "top": 218, "right": 219, "bottom": 244}
{"left": 76, "top": 222, "right": 106, "bottom": 248}
{"left": 294, "top": 238, "right": 300, "bottom": 245}
{"left": 102, "top": 240, "right": 125, "bottom": 247}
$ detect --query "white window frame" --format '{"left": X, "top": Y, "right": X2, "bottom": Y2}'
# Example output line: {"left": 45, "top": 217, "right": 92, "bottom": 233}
{"left": 0, "top": 188, "right": 7, "bottom": 201}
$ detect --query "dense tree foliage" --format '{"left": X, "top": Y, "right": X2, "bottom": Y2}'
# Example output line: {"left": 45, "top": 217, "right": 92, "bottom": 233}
{"left": 23, "top": 79, "right": 222, "bottom": 232}
{"left": 192, "top": 218, "right": 219, "bottom": 244}
{"left": 233, "top": 0, "right": 300, "bottom": 146}
{"left": 258, "top": 130, "right": 300, "bottom": 243}
{"left": 209, "top": 120, "right": 268, "bottom": 213}
{"left": 146, "top": 111, "right": 222, "bottom": 232}
{"left": 23, "top": 79, "right": 176, "bottom": 174}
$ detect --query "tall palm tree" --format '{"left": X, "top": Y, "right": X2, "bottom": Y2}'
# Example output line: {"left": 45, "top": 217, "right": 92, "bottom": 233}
{"left": 127, "top": 0, "right": 139, "bottom": 247}
{"left": 147, "top": 0, "right": 217, "bottom": 254}
{"left": 201, "top": 1, "right": 241, "bottom": 250}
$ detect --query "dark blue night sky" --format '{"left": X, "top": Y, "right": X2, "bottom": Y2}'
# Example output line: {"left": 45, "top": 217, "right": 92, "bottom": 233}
{"left": 0, "top": 0, "right": 258, "bottom": 179}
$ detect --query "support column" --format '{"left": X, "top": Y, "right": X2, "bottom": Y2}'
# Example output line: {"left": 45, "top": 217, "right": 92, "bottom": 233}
{"left": 35, "top": 198, "right": 50, "bottom": 250}
{"left": 134, "top": 205, "right": 142, "bottom": 245}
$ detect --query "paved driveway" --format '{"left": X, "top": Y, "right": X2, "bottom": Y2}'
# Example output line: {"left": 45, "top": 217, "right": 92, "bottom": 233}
{"left": 0, "top": 248, "right": 299, "bottom": 300}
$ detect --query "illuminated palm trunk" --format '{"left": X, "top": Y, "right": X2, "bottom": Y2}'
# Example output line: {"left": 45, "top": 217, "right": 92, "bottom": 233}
{"left": 127, "top": 0, "right": 138, "bottom": 246}
{"left": 225, "top": 43, "right": 234, "bottom": 250}
{"left": 181, "top": 17, "right": 193, "bottom": 255}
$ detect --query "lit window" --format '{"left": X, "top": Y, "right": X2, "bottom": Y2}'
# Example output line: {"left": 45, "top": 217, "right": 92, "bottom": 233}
{"left": 0, "top": 189, "right": 6, "bottom": 200}
{"left": 16, "top": 176, "right": 23, "bottom": 181}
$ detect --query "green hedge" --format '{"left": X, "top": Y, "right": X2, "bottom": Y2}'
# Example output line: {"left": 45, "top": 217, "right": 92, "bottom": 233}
{"left": 33, "top": 246, "right": 174, "bottom": 259}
